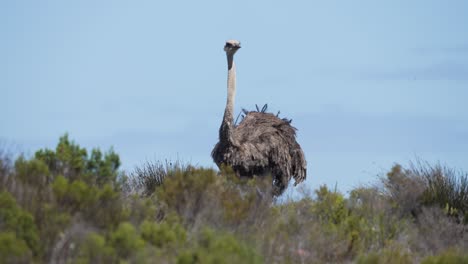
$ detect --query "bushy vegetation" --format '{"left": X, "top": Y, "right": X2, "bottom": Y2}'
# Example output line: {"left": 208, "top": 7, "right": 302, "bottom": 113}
{"left": 0, "top": 134, "right": 467, "bottom": 263}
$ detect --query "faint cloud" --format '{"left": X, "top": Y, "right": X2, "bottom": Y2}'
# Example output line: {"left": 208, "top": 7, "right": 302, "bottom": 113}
{"left": 360, "top": 43, "right": 468, "bottom": 81}
{"left": 413, "top": 43, "right": 468, "bottom": 55}
{"left": 362, "top": 61, "right": 468, "bottom": 81}
{"left": 296, "top": 111, "right": 468, "bottom": 153}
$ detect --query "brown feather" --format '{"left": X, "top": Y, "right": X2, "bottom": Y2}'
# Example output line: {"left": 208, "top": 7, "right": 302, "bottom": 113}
{"left": 212, "top": 111, "right": 307, "bottom": 195}
{"left": 213, "top": 40, "right": 307, "bottom": 196}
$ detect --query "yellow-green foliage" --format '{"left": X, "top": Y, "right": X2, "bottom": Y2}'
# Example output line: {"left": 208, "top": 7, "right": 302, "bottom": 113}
{"left": 0, "top": 232, "right": 32, "bottom": 263}
{"left": 0, "top": 191, "right": 39, "bottom": 256}
{"left": 0, "top": 135, "right": 467, "bottom": 263}
{"left": 156, "top": 166, "right": 219, "bottom": 214}
{"left": 52, "top": 175, "right": 97, "bottom": 210}
{"left": 221, "top": 174, "right": 272, "bottom": 226}
{"left": 346, "top": 187, "right": 406, "bottom": 252}
{"left": 177, "top": 228, "right": 263, "bottom": 264}
{"left": 125, "top": 195, "right": 158, "bottom": 224}
{"left": 75, "top": 233, "right": 116, "bottom": 264}
{"left": 313, "top": 185, "right": 347, "bottom": 225}
{"left": 35, "top": 133, "right": 120, "bottom": 186}
{"left": 109, "top": 222, "right": 145, "bottom": 258}
{"left": 15, "top": 156, "right": 51, "bottom": 187}
{"left": 140, "top": 218, "right": 186, "bottom": 248}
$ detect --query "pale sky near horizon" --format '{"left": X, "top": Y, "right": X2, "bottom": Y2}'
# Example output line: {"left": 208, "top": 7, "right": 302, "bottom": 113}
{"left": 2, "top": 1, "right": 468, "bottom": 194}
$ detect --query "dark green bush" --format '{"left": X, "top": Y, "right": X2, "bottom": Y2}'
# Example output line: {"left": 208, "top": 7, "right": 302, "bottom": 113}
{"left": 0, "top": 191, "right": 39, "bottom": 256}
{"left": 0, "top": 135, "right": 467, "bottom": 263}
{"left": 109, "top": 222, "right": 145, "bottom": 259}
{"left": 75, "top": 232, "right": 116, "bottom": 264}
{"left": 155, "top": 166, "right": 221, "bottom": 225}
{"left": 0, "top": 232, "right": 32, "bottom": 263}
{"left": 177, "top": 228, "right": 262, "bottom": 264}
{"left": 140, "top": 218, "right": 186, "bottom": 248}
{"left": 15, "top": 156, "right": 51, "bottom": 188}
{"left": 35, "top": 134, "right": 120, "bottom": 186}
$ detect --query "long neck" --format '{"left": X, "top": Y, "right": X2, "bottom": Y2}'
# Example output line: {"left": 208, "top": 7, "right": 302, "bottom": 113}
{"left": 220, "top": 53, "right": 236, "bottom": 145}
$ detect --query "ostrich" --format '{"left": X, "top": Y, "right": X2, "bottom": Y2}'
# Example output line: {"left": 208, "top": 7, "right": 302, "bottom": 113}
{"left": 211, "top": 40, "right": 307, "bottom": 195}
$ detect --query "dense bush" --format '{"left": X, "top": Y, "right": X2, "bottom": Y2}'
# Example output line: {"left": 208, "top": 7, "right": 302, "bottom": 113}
{"left": 0, "top": 191, "right": 38, "bottom": 261}
{"left": 0, "top": 135, "right": 467, "bottom": 263}
{"left": 0, "top": 232, "right": 33, "bottom": 263}
{"left": 177, "top": 228, "right": 263, "bottom": 264}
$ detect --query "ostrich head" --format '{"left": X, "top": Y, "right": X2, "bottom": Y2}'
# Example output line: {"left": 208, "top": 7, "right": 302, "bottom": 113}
{"left": 224, "top": 40, "right": 241, "bottom": 55}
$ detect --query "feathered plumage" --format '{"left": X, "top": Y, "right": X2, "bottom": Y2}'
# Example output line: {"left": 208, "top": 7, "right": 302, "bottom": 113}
{"left": 212, "top": 40, "right": 307, "bottom": 195}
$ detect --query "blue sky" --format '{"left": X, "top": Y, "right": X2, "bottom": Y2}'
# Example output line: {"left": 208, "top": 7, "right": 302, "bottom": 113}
{"left": 2, "top": 1, "right": 468, "bottom": 194}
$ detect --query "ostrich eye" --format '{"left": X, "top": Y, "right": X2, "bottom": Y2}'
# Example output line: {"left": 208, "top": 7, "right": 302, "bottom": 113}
{"left": 226, "top": 43, "right": 233, "bottom": 47}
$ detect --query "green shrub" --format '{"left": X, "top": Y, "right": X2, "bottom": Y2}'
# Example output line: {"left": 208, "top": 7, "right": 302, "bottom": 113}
{"left": 155, "top": 166, "right": 220, "bottom": 224}
{"left": 35, "top": 203, "right": 71, "bottom": 260}
{"left": 35, "top": 134, "right": 87, "bottom": 180}
{"left": 125, "top": 195, "right": 158, "bottom": 224}
{"left": 53, "top": 175, "right": 124, "bottom": 229}
{"left": 0, "top": 191, "right": 39, "bottom": 256}
{"left": 2, "top": 135, "right": 468, "bottom": 263}
{"left": 14, "top": 156, "right": 51, "bottom": 187}
{"left": 140, "top": 218, "right": 186, "bottom": 248}
{"left": 87, "top": 148, "right": 121, "bottom": 186}
{"left": 109, "top": 222, "right": 145, "bottom": 259}
{"left": 52, "top": 178, "right": 100, "bottom": 212}
{"left": 347, "top": 187, "right": 406, "bottom": 252}
{"left": 75, "top": 232, "right": 116, "bottom": 264}
{"left": 0, "top": 232, "right": 32, "bottom": 263}
{"left": 35, "top": 134, "right": 120, "bottom": 186}
{"left": 52, "top": 175, "right": 68, "bottom": 199}
{"left": 88, "top": 183, "right": 125, "bottom": 229}
{"left": 312, "top": 185, "right": 347, "bottom": 225}
{"left": 177, "top": 228, "right": 263, "bottom": 264}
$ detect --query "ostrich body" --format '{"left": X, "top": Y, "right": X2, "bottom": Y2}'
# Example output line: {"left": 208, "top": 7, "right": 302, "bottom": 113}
{"left": 211, "top": 40, "right": 307, "bottom": 195}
